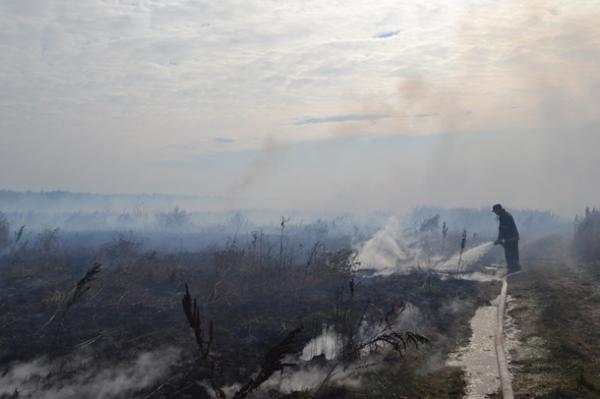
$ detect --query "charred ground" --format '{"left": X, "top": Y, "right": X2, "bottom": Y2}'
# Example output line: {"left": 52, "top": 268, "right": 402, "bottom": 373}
{"left": 0, "top": 218, "right": 500, "bottom": 399}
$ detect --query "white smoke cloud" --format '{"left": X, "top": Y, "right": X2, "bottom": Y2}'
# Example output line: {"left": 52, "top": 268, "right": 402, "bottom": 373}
{"left": 263, "top": 303, "right": 424, "bottom": 393}
{"left": 355, "top": 217, "right": 494, "bottom": 275}
{"left": 300, "top": 325, "right": 341, "bottom": 361}
{"left": 393, "top": 303, "right": 423, "bottom": 332}
{"left": 0, "top": 347, "right": 180, "bottom": 399}
{"left": 266, "top": 362, "right": 365, "bottom": 394}
{"left": 355, "top": 216, "right": 423, "bottom": 275}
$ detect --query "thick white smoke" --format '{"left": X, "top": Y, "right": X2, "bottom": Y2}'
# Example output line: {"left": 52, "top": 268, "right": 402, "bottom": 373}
{"left": 355, "top": 217, "right": 494, "bottom": 275}
{"left": 355, "top": 216, "right": 424, "bottom": 275}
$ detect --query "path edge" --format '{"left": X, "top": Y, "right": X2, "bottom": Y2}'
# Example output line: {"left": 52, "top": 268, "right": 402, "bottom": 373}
{"left": 495, "top": 277, "right": 515, "bottom": 399}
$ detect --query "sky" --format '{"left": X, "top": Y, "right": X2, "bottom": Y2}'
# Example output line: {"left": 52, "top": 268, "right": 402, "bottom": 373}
{"left": 1, "top": 0, "right": 599, "bottom": 214}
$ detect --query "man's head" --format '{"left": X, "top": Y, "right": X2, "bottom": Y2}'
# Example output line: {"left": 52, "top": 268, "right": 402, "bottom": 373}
{"left": 492, "top": 203, "right": 504, "bottom": 215}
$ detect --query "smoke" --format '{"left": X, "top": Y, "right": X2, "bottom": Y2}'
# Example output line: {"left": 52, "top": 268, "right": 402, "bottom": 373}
{"left": 395, "top": 2, "right": 600, "bottom": 214}
{"left": 285, "top": 0, "right": 600, "bottom": 214}
{"left": 393, "top": 303, "right": 424, "bottom": 332}
{"left": 296, "top": 307, "right": 423, "bottom": 363}
{"left": 225, "top": 136, "right": 289, "bottom": 203}
{"left": 355, "top": 216, "right": 425, "bottom": 275}
{"left": 261, "top": 304, "right": 424, "bottom": 393}
{"left": 263, "top": 362, "right": 362, "bottom": 394}
{"left": 355, "top": 217, "right": 494, "bottom": 275}
{"left": 300, "top": 325, "right": 341, "bottom": 361}
{"left": 382, "top": 1, "right": 600, "bottom": 134}
{"left": 0, "top": 347, "right": 180, "bottom": 399}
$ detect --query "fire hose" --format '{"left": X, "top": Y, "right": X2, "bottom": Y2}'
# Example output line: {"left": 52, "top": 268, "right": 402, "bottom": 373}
{"left": 495, "top": 277, "right": 515, "bottom": 399}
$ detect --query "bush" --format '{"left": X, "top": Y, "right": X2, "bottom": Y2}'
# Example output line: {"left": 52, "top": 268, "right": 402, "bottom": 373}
{"left": 574, "top": 207, "right": 600, "bottom": 262}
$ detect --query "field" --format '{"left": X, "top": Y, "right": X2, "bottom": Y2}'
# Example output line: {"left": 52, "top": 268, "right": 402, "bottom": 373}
{"left": 0, "top": 217, "right": 503, "bottom": 399}
{"left": 2, "top": 203, "right": 594, "bottom": 399}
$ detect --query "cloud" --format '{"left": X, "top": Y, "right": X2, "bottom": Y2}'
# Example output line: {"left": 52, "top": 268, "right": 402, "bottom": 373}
{"left": 214, "top": 137, "right": 235, "bottom": 144}
{"left": 373, "top": 30, "right": 400, "bottom": 39}
{"left": 1, "top": 1, "right": 600, "bottom": 213}
{"left": 293, "top": 114, "right": 389, "bottom": 125}
{"left": 414, "top": 113, "right": 438, "bottom": 118}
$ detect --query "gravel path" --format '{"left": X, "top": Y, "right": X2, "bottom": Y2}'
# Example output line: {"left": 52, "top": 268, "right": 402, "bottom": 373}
{"left": 448, "top": 270, "right": 515, "bottom": 398}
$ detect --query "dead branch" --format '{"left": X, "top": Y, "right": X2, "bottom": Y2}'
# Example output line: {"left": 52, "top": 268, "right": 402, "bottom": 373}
{"left": 182, "top": 283, "right": 213, "bottom": 358}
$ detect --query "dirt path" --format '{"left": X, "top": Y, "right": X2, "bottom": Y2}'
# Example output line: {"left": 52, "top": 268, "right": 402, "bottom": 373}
{"left": 448, "top": 269, "right": 515, "bottom": 399}
{"left": 448, "top": 292, "right": 502, "bottom": 397}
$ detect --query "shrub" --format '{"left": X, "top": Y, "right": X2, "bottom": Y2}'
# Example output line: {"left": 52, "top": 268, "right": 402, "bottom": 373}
{"left": 574, "top": 207, "right": 600, "bottom": 262}
{"left": 156, "top": 206, "right": 190, "bottom": 230}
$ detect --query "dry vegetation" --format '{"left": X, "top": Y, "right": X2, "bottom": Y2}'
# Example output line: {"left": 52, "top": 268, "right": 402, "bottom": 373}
{"left": 574, "top": 207, "right": 600, "bottom": 264}
{"left": 507, "top": 218, "right": 600, "bottom": 399}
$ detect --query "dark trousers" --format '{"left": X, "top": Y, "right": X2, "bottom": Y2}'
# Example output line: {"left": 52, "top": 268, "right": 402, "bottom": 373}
{"left": 504, "top": 240, "right": 520, "bottom": 273}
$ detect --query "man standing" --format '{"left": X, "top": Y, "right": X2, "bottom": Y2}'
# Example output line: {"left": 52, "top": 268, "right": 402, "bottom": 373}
{"left": 493, "top": 204, "right": 521, "bottom": 274}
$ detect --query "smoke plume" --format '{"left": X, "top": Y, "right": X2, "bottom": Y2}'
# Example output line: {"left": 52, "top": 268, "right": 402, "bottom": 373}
{"left": 0, "top": 347, "right": 180, "bottom": 399}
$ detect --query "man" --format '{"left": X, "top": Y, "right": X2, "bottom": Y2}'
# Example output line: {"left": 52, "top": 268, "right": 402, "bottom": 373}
{"left": 493, "top": 204, "right": 521, "bottom": 274}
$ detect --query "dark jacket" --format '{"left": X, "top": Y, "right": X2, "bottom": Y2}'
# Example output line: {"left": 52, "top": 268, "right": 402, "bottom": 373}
{"left": 498, "top": 210, "right": 519, "bottom": 242}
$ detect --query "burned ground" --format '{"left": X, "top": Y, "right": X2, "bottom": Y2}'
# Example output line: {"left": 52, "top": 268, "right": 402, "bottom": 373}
{"left": 0, "top": 227, "right": 499, "bottom": 399}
